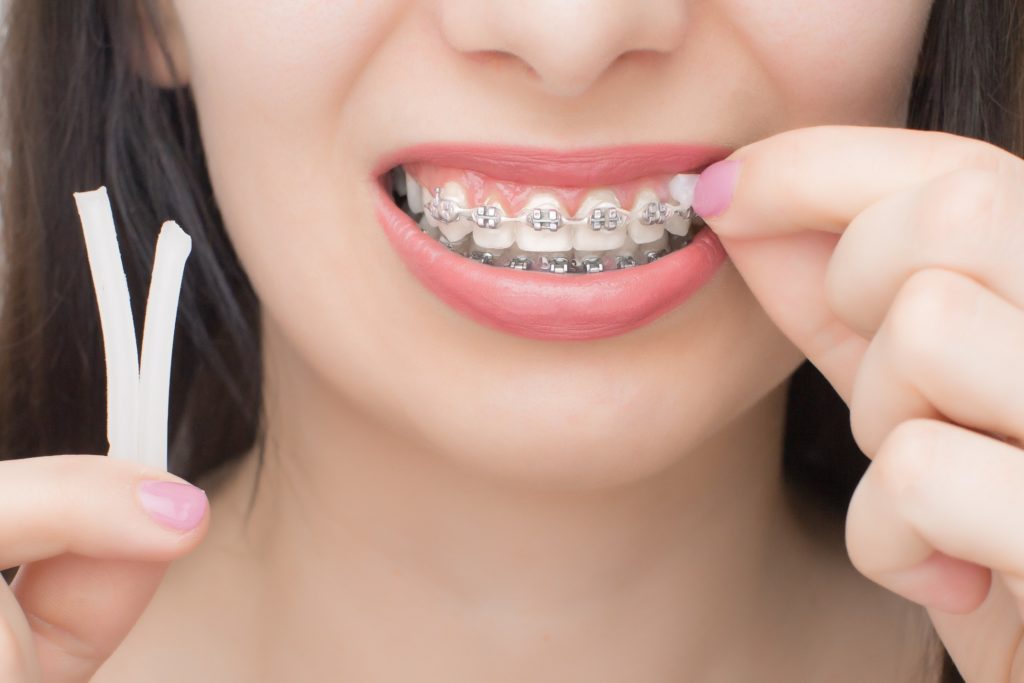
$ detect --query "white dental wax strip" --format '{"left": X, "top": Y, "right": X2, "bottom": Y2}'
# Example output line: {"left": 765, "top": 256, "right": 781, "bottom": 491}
{"left": 669, "top": 173, "right": 699, "bottom": 207}
{"left": 75, "top": 187, "right": 192, "bottom": 471}
{"left": 138, "top": 222, "right": 192, "bottom": 470}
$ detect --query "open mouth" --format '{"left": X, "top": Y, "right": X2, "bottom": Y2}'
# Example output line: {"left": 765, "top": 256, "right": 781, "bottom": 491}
{"left": 383, "top": 164, "right": 706, "bottom": 274}
{"left": 371, "top": 143, "right": 731, "bottom": 341}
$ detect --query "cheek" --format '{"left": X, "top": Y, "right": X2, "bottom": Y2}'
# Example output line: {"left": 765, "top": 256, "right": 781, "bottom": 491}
{"left": 169, "top": 1, "right": 406, "bottom": 316}
{"left": 173, "top": 0, "right": 397, "bottom": 172}
{"left": 721, "top": 0, "right": 933, "bottom": 124}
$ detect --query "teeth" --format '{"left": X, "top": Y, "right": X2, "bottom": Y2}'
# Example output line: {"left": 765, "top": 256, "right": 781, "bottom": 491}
{"left": 515, "top": 193, "right": 572, "bottom": 252}
{"left": 471, "top": 197, "right": 515, "bottom": 250}
{"left": 435, "top": 182, "right": 474, "bottom": 243}
{"left": 573, "top": 190, "right": 628, "bottom": 251}
{"left": 666, "top": 174, "right": 697, "bottom": 237}
{"left": 665, "top": 212, "right": 692, "bottom": 237}
{"left": 573, "top": 251, "right": 622, "bottom": 273}
{"left": 417, "top": 212, "right": 440, "bottom": 239}
{"left": 406, "top": 176, "right": 704, "bottom": 272}
{"left": 469, "top": 247, "right": 506, "bottom": 266}
{"left": 628, "top": 190, "right": 668, "bottom": 244}
{"left": 439, "top": 233, "right": 472, "bottom": 257}
{"left": 639, "top": 233, "right": 669, "bottom": 262}
{"left": 406, "top": 171, "right": 425, "bottom": 214}
{"left": 507, "top": 255, "right": 532, "bottom": 270}
{"left": 539, "top": 253, "right": 573, "bottom": 274}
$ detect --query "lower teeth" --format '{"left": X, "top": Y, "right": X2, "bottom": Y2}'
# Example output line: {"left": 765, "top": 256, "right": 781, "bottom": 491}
{"left": 399, "top": 198, "right": 701, "bottom": 275}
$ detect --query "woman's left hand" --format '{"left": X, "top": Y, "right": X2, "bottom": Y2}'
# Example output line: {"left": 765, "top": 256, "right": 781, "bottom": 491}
{"left": 697, "top": 125, "right": 1024, "bottom": 681}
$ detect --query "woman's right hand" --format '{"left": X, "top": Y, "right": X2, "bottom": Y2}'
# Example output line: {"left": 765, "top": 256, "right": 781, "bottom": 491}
{"left": 0, "top": 454, "right": 209, "bottom": 682}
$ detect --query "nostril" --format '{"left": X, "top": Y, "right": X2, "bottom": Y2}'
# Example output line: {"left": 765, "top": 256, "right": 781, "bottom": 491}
{"left": 464, "top": 49, "right": 533, "bottom": 75}
{"left": 438, "top": 0, "right": 687, "bottom": 99}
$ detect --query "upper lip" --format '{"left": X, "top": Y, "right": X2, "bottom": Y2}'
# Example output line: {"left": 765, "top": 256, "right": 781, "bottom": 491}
{"left": 372, "top": 143, "right": 733, "bottom": 187}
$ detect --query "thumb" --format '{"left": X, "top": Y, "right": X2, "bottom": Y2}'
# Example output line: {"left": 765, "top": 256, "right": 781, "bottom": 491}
{"left": 690, "top": 126, "right": 1007, "bottom": 403}
{"left": 10, "top": 556, "right": 171, "bottom": 683}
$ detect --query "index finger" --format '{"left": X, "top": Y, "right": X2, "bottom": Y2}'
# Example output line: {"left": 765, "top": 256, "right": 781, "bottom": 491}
{"left": 694, "top": 125, "right": 1014, "bottom": 236}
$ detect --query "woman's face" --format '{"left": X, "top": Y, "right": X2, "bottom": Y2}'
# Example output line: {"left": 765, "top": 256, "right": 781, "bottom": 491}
{"left": 159, "top": 0, "right": 933, "bottom": 487}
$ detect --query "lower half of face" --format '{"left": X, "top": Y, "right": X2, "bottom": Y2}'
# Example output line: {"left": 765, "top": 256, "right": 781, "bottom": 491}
{"left": 167, "top": 0, "right": 932, "bottom": 488}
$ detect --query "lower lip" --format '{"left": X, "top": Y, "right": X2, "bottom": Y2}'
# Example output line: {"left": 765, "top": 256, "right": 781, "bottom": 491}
{"left": 373, "top": 183, "right": 729, "bottom": 341}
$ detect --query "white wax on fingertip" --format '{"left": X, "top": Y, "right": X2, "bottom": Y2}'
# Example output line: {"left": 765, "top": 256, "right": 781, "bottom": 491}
{"left": 669, "top": 173, "right": 700, "bottom": 208}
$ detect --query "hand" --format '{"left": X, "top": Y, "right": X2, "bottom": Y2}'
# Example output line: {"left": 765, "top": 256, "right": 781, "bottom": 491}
{"left": 0, "top": 455, "right": 208, "bottom": 682}
{"left": 696, "top": 125, "right": 1024, "bottom": 681}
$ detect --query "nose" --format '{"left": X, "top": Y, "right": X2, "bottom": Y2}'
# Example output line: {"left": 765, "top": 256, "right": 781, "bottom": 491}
{"left": 438, "top": 0, "right": 688, "bottom": 98}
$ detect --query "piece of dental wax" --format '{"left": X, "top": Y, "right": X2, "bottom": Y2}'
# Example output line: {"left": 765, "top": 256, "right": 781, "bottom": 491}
{"left": 138, "top": 221, "right": 192, "bottom": 471}
{"left": 76, "top": 188, "right": 141, "bottom": 462}
{"left": 75, "top": 187, "right": 192, "bottom": 471}
{"left": 669, "top": 173, "right": 699, "bottom": 208}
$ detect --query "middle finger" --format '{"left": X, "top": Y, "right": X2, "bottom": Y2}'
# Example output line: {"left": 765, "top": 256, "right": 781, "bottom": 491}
{"left": 826, "top": 166, "right": 1024, "bottom": 338}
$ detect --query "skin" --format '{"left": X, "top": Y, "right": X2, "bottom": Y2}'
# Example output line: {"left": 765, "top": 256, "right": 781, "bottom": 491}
{"left": 6, "top": 0, "right": 1023, "bottom": 681}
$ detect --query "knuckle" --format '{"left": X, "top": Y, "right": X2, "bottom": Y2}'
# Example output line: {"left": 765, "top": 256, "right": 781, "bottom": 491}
{"left": 885, "top": 269, "right": 959, "bottom": 367}
{"left": 873, "top": 418, "right": 943, "bottom": 498}
{"left": 847, "top": 361, "right": 880, "bottom": 457}
{"left": 914, "top": 168, "right": 1001, "bottom": 245}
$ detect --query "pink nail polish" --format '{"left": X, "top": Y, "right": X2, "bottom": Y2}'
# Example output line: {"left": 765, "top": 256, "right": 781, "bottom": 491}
{"left": 693, "top": 159, "right": 741, "bottom": 218}
{"left": 137, "top": 480, "right": 208, "bottom": 532}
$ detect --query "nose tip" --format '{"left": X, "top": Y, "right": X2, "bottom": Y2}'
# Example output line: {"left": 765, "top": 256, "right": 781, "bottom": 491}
{"left": 440, "top": 0, "right": 687, "bottom": 98}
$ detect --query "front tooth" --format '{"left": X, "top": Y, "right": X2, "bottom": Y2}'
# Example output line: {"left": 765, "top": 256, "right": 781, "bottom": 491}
{"left": 628, "top": 189, "right": 667, "bottom": 244}
{"left": 573, "top": 189, "right": 628, "bottom": 251}
{"left": 406, "top": 171, "right": 424, "bottom": 214}
{"left": 640, "top": 232, "right": 670, "bottom": 263}
{"left": 471, "top": 197, "right": 515, "bottom": 250}
{"left": 515, "top": 192, "right": 572, "bottom": 252}
{"left": 435, "top": 182, "right": 473, "bottom": 243}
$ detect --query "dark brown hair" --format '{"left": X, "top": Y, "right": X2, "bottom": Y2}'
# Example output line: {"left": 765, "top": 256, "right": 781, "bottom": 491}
{"left": 1, "top": 2, "right": 1021, "bottom": 681}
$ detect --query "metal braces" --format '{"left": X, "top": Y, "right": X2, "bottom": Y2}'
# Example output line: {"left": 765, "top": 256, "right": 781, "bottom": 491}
{"left": 425, "top": 187, "right": 696, "bottom": 232}
{"left": 470, "top": 250, "right": 666, "bottom": 273}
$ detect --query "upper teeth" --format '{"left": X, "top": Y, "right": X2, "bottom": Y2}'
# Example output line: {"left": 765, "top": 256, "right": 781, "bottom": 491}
{"left": 416, "top": 182, "right": 696, "bottom": 229}
{"left": 394, "top": 167, "right": 702, "bottom": 254}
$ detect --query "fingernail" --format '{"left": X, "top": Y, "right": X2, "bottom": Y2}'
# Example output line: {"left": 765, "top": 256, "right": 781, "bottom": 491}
{"left": 137, "top": 480, "right": 208, "bottom": 532}
{"left": 693, "top": 159, "right": 741, "bottom": 219}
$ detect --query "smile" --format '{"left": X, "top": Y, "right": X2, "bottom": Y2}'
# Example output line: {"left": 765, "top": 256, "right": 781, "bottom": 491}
{"left": 391, "top": 164, "right": 705, "bottom": 274}
{"left": 372, "top": 144, "right": 732, "bottom": 341}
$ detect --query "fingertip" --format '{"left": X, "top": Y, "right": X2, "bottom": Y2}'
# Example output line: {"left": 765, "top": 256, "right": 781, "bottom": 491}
{"left": 136, "top": 480, "right": 209, "bottom": 534}
{"left": 694, "top": 159, "right": 741, "bottom": 221}
{"left": 880, "top": 551, "right": 992, "bottom": 614}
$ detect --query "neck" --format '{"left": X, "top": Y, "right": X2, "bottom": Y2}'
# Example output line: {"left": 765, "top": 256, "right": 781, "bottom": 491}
{"left": 215, "top": 324, "right": 814, "bottom": 679}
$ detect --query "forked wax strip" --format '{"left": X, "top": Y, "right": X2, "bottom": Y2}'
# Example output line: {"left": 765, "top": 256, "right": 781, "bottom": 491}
{"left": 74, "top": 187, "right": 193, "bottom": 471}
